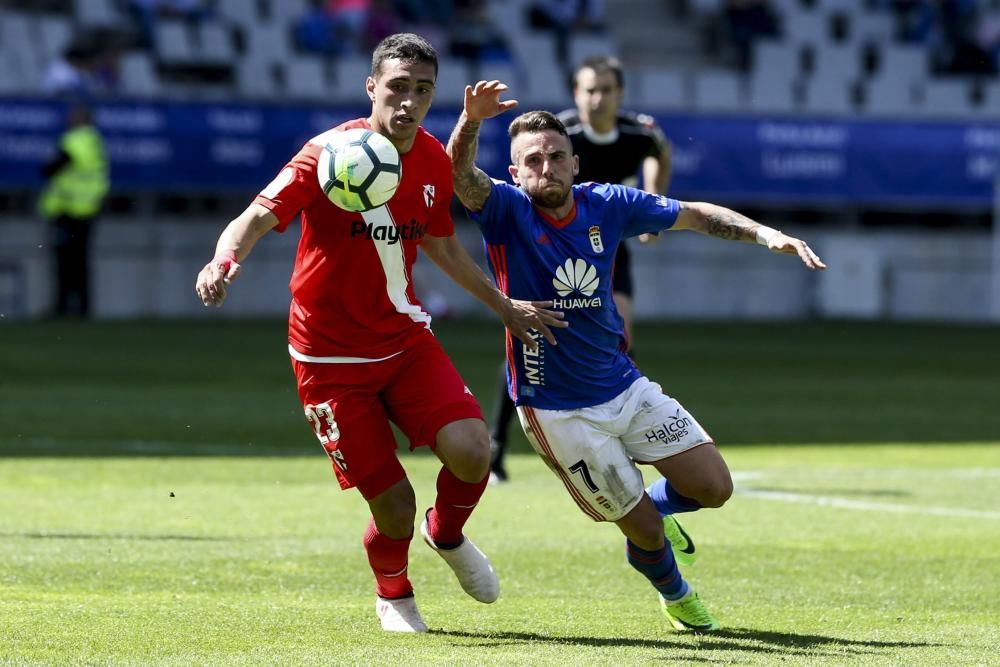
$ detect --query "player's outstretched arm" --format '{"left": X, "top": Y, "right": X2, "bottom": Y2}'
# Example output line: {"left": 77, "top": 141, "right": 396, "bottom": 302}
{"left": 673, "top": 201, "right": 827, "bottom": 270}
{"left": 195, "top": 203, "right": 280, "bottom": 307}
{"left": 421, "top": 234, "right": 566, "bottom": 350}
{"left": 447, "top": 80, "right": 518, "bottom": 212}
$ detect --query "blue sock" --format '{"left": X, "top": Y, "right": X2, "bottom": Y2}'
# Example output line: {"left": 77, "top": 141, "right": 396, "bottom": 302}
{"left": 625, "top": 539, "right": 690, "bottom": 601}
{"left": 646, "top": 478, "right": 702, "bottom": 517}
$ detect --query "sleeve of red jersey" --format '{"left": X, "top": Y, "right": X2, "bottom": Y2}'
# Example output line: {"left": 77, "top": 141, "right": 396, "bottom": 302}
{"left": 425, "top": 151, "right": 456, "bottom": 237}
{"left": 253, "top": 144, "right": 323, "bottom": 233}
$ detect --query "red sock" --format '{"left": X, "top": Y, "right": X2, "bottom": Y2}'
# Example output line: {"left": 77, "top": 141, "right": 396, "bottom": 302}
{"left": 427, "top": 468, "right": 489, "bottom": 547}
{"left": 362, "top": 517, "right": 413, "bottom": 599}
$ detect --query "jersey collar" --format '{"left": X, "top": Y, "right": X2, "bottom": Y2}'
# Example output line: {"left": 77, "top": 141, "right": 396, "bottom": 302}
{"left": 535, "top": 194, "right": 578, "bottom": 229}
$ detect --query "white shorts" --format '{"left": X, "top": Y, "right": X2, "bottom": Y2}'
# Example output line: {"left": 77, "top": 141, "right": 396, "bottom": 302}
{"left": 517, "top": 376, "right": 713, "bottom": 522}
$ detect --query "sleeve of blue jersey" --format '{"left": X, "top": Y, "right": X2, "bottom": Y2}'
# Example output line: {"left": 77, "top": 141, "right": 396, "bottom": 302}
{"left": 465, "top": 179, "right": 514, "bottom": 240}
{"left": 612, "top": 184, "right": 680, "bottom": 237}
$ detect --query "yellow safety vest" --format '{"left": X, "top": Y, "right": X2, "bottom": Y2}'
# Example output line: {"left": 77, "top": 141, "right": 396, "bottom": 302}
{"left": 39, "top": 125, "right": 110, "bottom": 219}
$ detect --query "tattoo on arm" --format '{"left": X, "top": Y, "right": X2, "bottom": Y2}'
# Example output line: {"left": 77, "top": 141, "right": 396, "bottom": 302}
{"left": 704, "top": 208, "right": 760, "bottom": 242}
{"left": 447, "top": 116, "right": 492, "bottom": 211}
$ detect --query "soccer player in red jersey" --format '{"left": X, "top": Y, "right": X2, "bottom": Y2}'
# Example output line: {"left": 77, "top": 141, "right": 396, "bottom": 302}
{"left": 194, "top": 33, "right": 565, "bottom": 633}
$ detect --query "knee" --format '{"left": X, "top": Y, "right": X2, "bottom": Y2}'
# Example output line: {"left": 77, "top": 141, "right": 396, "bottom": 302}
{"left": 438, "top": 421, "right": 491, "bottom": 482}
{"left": 697, "top": 475, "right": 733, "bottom": 508}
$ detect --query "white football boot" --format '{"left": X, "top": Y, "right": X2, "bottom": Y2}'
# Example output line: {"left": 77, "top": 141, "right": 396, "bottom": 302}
{"left": 375, "top": 595, "right": 429, "bottom": 633}
{"left": 420, "top": 516, "right": 499, "bottom": 603}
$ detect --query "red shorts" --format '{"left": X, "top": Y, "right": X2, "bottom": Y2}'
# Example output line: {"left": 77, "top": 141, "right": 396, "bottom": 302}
{"left": 292, "top": 337, "right": 483, "bottom": 497}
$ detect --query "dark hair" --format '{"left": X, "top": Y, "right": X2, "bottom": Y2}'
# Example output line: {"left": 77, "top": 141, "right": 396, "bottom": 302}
{"left": 507, "top": 110, "right": 568, "bottom": 141}
{"left": 572, "top": 55, "right": 625, "bottom": 90}
{"left": 371, "top": 33, "right": 438, "bottom": 80}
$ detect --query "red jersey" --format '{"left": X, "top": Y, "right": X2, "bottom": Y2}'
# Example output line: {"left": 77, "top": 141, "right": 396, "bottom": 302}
{"left": 254, "top": 119, "right": 454, "bottom": 360}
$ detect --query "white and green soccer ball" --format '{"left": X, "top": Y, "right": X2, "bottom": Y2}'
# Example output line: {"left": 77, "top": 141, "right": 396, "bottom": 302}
{"left": 317, "top": 128, "right": 402, "bottom": 212}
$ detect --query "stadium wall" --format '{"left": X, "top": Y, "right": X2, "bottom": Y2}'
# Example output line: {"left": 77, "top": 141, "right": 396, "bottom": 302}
{"left": 0, "top": 219, "right": 992, "bottom": 323}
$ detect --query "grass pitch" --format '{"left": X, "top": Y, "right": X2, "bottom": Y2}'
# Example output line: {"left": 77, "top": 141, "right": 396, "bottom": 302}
{"left": 1, "top": 319, "right": 998, "bottom": 665}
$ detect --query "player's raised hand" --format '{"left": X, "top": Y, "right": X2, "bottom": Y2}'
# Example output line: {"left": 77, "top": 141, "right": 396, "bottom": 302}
{"left": 464, "top": 80, "right": 518, "bottom": 122}
{"left": 765, "top": 233, "right": 827, "bottom": 270}
{"left": 195, "top": 250, "right": 242, "bottom": 307}
{"left": 501, "top": 298, "right": 568, "bottom": 351}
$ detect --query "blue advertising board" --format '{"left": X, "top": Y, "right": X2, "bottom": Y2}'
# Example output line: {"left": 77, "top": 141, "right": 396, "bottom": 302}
{"left": 0, "top": 98, "right": 996, "bottom": 209}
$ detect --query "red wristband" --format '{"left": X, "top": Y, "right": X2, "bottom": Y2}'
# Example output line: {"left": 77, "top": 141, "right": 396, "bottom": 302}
{"left": 214, "top": 250, "right": 238, "bottom": 269}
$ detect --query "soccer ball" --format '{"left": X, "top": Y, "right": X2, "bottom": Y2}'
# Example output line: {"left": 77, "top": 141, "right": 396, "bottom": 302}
{"left": 317, "top": 128, "right": 402, "bottom": 212}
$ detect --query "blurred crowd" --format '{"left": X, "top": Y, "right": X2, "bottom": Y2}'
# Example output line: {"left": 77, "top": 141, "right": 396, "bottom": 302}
{"left": 683, "top": 0, "right": 1000, "bottom": 74}
{"left": 10, "top": 0, "right": 1000, "bottom": 100}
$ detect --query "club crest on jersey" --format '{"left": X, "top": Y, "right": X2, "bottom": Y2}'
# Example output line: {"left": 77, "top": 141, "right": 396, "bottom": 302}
{"left": 588, "top": 225, "right": 604, "bottom": 254}
{"left": 423, "top": 184, "right": 435, "bottom": 208}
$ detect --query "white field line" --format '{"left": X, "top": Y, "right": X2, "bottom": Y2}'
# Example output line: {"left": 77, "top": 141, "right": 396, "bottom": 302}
{"left": 734, "top": 469, "right": 1000, "bottom": 519}
{"left": 736, "top": 488, "right": 1000, "bottom": 520}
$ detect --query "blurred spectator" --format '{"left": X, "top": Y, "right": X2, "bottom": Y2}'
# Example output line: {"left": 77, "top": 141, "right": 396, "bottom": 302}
{"left": 450, "top": 0, "right": 512, "bottom": 64}
{"left": 393, "top": 0, "right": 453, "bottom": 26}
{"left": 724, "top": 0, "right": 778, "bottom": 69}
{"left": 42, "top": 43, "right": 94, "bottom": 96}
{"left": 363, "top": 0, "right": 403, "bottom": 51}
{"left": 296, "top": 0, "right": 338, "bottom": 54}
{"left": 129, "top": 0, "right": 207, "bottom": 49}
{"left": 327, "top": 0, "right": 372, "bottom": 55}
{"left": 527, "top": 0, "right": 607, "bottom": 64}
{"left": 38, "top": 104, "right": 110, "bottom": 318}
{"left": 886, "top": 0, "right": 937, "bottom": 44}
{"left": 42, "top": 31, "right": 121, "bottom": 97}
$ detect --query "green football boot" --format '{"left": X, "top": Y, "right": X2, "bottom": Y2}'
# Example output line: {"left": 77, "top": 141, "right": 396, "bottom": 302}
{"left": 663, "top": 514, "right": 698, "bottom": 567}
{"left": 660, "top": 592, "right": 721, "bottom": 633}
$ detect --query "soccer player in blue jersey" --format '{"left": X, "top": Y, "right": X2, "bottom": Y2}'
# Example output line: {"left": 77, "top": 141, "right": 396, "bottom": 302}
{"left": 447, "top": 80, "right": 826, "bottom": 632}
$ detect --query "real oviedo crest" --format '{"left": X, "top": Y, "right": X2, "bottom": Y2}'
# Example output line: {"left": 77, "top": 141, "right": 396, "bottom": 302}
{"left": 588, "top": 225, "right": 604, "bottom": 254}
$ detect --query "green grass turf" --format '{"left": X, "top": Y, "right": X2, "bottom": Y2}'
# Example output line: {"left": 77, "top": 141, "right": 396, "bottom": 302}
{"left": 1, "top": 319, "right": 999, "bottom": 664}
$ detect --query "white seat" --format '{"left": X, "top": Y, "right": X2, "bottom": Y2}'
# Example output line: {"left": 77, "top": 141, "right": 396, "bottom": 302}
{"left": 236, "top": 57, "right": 278, "bottom": 99}
{"left": 270, "top": 0, "right": 309, "bottom": 23}
{"left": 0, "top": 11, "right": 35, "bottom": 59}
{"left": 475, "top": 61, "right": 519, "bottom": 88}
{"left": 513, "top": 32, "right": 558, "bottom": 67}
{"left": 36, "top": 16, "right": 73, "bottom": 62}
{"left": 434, "top": 61, "right": 471, "bottom": 106}
{"left": 850, "top": 12, "right": 894, "bottom": 46}
{"left": 748, "top": 73, "right": 797, "bottom": 113}
{"left": 245, "top": 19, "right": 292, "bottom": 66}
{"left": 215, "top": 0, "right": 260, "bottom": 26}
{"left": 878, "top": 45, "right": 930, "bottom": 81}
{"left": 568, "top": 33, "right": 618, "bottom": 68}
{"left": 782, "top": 9, "right": 830, "bottom": 45}
{"left": 75, "top": 0, "right": 119, "bottom": 27}
{"left": 120, "top": 52, "right": 162, "bottom": 97}
{"left": 488, "top": 0, "right": 529, "bottom": 39}
{"left": 811, "top": 44, "right": 861, "bottom": 84}
{"left": 156, "top": 20, "right": 196, "bottom": 65}
{"left": 692, "top": 69, "right": 745, "bottom": 113}
{"left": 284, "top": 56, "right": 328, "bottom": 100}
{"left": 862, "top": 77, "right": 919, "bottom": 116}
{"left": 983, "top": 82, "right": 1000, "bottom": 114}
{"left": 635, "top": 67, "right": 688, "bottom": 110}
{"left": 523, "top": 60, "right": 570, "bottom": 107}
{"left": 752, "top": 40, "right": 802, "bottom": 83}
{"left": 801, "top": 77, "right": 853, "bottom": 115}
{"left": 919, "top": 79, "right": 974, "bottom": 118}
{"left": 198, "top": 22, "right": 236, "bottom": 66}
{"left": 331, "top": 55, "right": 372, "bottom": 103}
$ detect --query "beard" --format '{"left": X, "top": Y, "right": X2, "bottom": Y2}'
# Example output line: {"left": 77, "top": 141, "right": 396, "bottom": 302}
{"left": 527, "top": 182, "right": 572, "bottom": 209}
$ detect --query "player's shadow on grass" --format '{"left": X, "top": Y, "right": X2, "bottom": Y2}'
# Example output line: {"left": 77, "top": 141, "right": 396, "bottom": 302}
{"left": 436, "top": 628, "right": 943, "bottom": 659}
